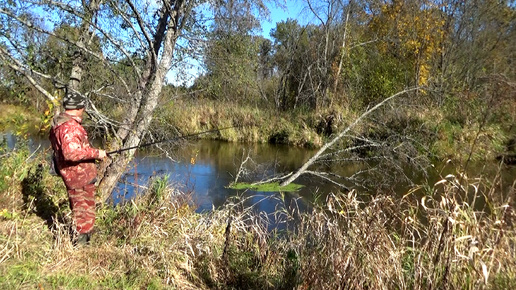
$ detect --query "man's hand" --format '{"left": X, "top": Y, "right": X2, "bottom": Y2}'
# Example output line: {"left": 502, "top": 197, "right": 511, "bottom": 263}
{"left": 98, "top": 150, "right": 107, "bottom": 159}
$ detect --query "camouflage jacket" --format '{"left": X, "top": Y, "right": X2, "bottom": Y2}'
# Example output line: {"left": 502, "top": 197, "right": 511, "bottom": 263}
{"left": 49, "top": 112, "right": 100, "bottom": 189}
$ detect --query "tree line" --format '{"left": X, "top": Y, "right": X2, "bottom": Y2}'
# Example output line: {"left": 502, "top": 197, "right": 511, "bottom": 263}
{"left": 0, "top": 0, "right": 515, "bottom": 199}
{"left": 199, "top": 0, "right": 515, "bottom": 111}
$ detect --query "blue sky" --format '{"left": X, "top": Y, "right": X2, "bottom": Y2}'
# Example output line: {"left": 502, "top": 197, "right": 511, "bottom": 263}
{"left": 168, "top": 0, "right": 312, "bottom": 86}
{"left": 12, "top": 0, "right": 310, "bottom": 87}
{"left": 262, "top": 0, "right": 307, "bottom": 39}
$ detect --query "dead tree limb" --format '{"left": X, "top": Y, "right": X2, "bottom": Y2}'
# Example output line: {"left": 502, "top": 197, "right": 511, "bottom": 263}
{"left": 279, "top": 87, "right": 420, "bottom": 187}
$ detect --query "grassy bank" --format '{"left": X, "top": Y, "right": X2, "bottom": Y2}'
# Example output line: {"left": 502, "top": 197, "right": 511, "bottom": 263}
{"left": 153, "top": 98, "right": 509, "bottom": 161}
{"left": 1, "top": 98, "right": 510, "bottom": 162}
{"left": 152, "top": 98, "right": 335, "bottom": 148}
{"left": 1, "top": 140, "right": 515, "bottom": 289}
{"left": 0, "top": 104, "right": 42, "bottom": 134}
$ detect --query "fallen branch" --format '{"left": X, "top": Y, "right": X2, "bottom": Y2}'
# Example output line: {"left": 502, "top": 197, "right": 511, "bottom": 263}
{"left": 280, "top": 87, "right": 420, "bottom": 187}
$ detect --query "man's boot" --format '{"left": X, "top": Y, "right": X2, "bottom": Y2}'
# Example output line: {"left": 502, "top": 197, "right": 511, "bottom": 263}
{"left": 76, "top": 232, "right": 91, "bottom": 246}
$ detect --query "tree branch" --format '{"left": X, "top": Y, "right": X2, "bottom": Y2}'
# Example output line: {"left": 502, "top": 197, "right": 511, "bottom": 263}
{"left": 280, "top": 87, "right": 421, "bottom": 187}
{"left": 0, "top": 4, "right": 138, "bottom": 95}
{"left": 0, "top": 46, "right": 58, "bottom": 104}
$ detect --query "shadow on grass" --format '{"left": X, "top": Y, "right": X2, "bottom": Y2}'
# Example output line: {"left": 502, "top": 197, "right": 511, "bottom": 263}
{"left": 21, "top": 163, "right": 72, "bottom": 239}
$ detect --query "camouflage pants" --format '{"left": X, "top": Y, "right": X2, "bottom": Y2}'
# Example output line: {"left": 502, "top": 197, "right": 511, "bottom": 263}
{"left": 68, "top": 183, "right": 96, "bottom": 234}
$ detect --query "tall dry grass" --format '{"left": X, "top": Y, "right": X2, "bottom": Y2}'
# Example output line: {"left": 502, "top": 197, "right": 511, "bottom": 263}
{"left": 1, "top": 143, "right": 515, "bottom": 289}
{"left": 152, "top": 98, "right": 336, "bottom": 147}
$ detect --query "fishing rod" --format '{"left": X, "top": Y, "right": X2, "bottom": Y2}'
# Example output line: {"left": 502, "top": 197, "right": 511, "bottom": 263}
{"left": 107, "top": 126, "right": 239, "bottom": 156}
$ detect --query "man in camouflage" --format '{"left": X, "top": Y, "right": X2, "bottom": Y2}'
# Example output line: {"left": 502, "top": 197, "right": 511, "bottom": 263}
{"left": 49, "top": 93, "right": 106, "bottom": 245}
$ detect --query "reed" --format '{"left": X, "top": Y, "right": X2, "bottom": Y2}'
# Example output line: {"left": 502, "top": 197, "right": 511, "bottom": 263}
{"left": 1, "top": 144, "right": 515, "bottom": 289}
{"left": 153, "top": 98, "right": 330, "bottom": 147}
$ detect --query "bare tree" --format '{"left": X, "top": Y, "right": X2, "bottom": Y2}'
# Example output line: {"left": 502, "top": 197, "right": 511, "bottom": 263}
{"left": 0, "top": 0, "right": 201, "bottom": 201}
{"left": 280, "top": 87, "right": 420, "bottom": 187}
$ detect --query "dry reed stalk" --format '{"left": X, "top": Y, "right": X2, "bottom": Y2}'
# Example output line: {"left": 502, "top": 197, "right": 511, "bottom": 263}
{"left": 2, "top": 153, "right": 515, "bottom": 289}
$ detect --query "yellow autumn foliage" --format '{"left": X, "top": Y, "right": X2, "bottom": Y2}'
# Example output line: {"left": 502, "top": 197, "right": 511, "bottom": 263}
{"left": 370, "top": 1, "right": 448, "bottom": 86}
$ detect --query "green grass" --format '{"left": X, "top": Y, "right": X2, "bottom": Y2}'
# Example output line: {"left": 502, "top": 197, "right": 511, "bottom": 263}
{"left": 1, "top": 146, "right": 516, "bottom": 289}
{"left": 228, "top": 181, "right": 304, "bottom": 192}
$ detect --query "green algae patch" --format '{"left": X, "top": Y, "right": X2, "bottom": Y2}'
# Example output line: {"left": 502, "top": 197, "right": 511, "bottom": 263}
{"left": 228, "top": 182, "right": 304, "bottom": 192}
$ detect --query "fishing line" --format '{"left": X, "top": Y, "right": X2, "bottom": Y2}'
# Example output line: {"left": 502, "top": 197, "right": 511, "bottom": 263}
{"left": 106, "top": 126, "right": 241, "bottom": 156}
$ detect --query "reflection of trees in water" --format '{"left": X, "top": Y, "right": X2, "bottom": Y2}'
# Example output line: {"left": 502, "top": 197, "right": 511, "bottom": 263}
{"left": 128, "top": 140, "right": 516, "bottom": 217}
{"left": 172, "top": 140, "right": 316, "bottom": 215}
{"left": 190, "top": 140, "right": 315, "bottom": 181}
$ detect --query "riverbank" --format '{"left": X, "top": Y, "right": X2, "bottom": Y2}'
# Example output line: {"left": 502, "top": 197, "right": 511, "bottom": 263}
{"left": 1, "top": 142, "right": 515, "bottom": 288}
{"left": 5, "top": 97, "right": 508, "bottom": 162}
{"left": 0, "top": 104, "right": 42, "bottom": 134}
{"left": 158, "top": 97, "right": 511, "bottom": 161}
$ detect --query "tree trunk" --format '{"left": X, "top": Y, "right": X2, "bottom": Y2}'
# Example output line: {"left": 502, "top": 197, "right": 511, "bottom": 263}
{"left": 332, "top": 1, "right": 352, "bottom": 96}
{"left": 67, "top": 0, "right": 101, "bottom": 107}
{"left": 97, "top": 7, "right": 182, "bottom": 202}
{"left": 280, "top": 87, "right": 419, "bottom": 187}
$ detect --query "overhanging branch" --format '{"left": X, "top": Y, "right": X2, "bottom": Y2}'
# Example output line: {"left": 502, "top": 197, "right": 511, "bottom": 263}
{"left": 280, "top": 87, "right": 421, "bottom": 187}
{"left": 0, "top": 46, "right": 58, "bottom": 104}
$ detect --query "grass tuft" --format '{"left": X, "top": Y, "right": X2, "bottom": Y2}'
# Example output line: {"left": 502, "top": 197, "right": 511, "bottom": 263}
{"left": 1, "top": 143, "right": 515, "bottom": 289}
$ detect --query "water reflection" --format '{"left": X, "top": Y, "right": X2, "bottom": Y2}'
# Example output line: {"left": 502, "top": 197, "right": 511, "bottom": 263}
{"left": 99, "top": 144, "right": 516, "bottom": 215}
{"left": 115, "top": 140, "right": 318, "bottom": 213}
{"left": 4, "top": 132, "right": 515, "bottom": 216}
{"left": 1, "top": 131, "right": 50, "bottom": 152}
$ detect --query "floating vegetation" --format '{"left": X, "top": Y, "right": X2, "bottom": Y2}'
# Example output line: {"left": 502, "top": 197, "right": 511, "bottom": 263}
{"left": 228, "top": 182, "right": 304, "bottom": 192}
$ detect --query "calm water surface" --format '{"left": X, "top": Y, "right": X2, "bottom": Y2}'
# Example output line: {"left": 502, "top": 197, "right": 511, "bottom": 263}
{"left": 3, "top": 133, "right": 515, "bottom": 214}
{"left": 115, "top": 140, "right": 324, "bottom": 213}
{"left": 110, "top": 139, "right": 516, "bottom": 214}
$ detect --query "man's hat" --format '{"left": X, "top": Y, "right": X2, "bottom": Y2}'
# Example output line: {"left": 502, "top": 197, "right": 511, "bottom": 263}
{"left": 63, "top": 89, "right": 85, "bottom": 110}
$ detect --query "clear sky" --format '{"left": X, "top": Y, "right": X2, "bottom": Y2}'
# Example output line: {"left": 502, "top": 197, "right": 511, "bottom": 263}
{"left": 262, "top": 0, "right": 308, "bottom": 39}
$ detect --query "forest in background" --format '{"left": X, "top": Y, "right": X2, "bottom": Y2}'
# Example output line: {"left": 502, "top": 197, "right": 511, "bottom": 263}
{"left": 1, "top": 0, "right": 514, "bottom": 149}
{"left": 0, "top": 0, "right": 515, "bottom": 196}
{"left": 1, "top": 1, "right": 516, "bottom": 288}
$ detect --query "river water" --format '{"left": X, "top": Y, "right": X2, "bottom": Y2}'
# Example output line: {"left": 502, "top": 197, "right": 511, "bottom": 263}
{"left": 3, "top": 132, "right": 515, "bottom": 214}
{"left": 114, "top": 140, "right": 323, "bottom": 213}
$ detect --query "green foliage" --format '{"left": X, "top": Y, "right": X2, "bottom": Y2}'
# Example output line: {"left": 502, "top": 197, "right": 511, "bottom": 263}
{"left": 0, "top": 265, "right": 165, "bottom": 289}
{"left": 283, "top": 249, "right": 300, "bottom": 287}
{"left": 200, "top": 0, "right": 269, "bottom": 104}
{"left": 0, "top": 104, "right": 39, "bottom": 132}
{"left": 0, "top": 262, "right": 42, "bottom": 289}
{"left": 0, "top": 208, "right": 18, "bottom": 220}
{"left": 222, "top": 246, "right": 272, "bottom": 289}
{"left": 149, "top": 175, "right": 170, "bottom": 204}
{"left": 202, "top": 34, "right": 262, "bottom": 102}
{"left": 0, "top": 138, "right": 30, "bottom": 194}
{"left": 344, "top": 45, "right": 412, "bottom": 108}
{"left": 228, "top": 182, "right": 304, "bottom": 192}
